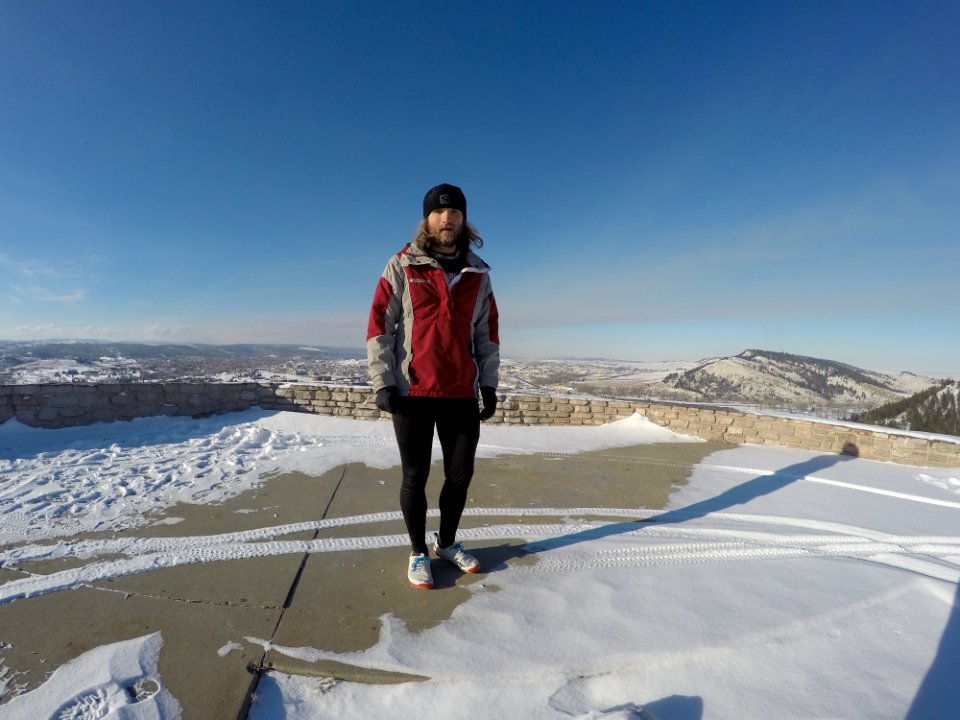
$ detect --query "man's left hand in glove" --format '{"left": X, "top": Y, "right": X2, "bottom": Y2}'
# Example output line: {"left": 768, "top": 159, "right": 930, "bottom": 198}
{"left": 479, "top": 386, "right": 498, "bottom": 421}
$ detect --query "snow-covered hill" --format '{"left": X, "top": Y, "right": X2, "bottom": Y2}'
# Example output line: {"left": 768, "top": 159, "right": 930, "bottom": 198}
{"left": 655, "top": 349, "right": 937, "bottom": 410}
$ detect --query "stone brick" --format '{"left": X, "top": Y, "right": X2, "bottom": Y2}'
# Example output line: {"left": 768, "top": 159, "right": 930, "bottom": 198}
{"left": 723, "top": 428, "right": 745, "bottom": 443}
{"left": 14, "top": 408, "right": 35, "bottom": 423}
{"left": 791, "top": 425, "right": 813, "bottom": 439}
{"left": 37, "top": 406, "right": 60, "bottom": 422}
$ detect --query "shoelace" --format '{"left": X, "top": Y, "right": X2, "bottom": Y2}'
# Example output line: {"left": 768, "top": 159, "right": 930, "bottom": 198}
{"left": 411, "top": 556, "right": 429, "bottom": 570}
{"left": 444, "top": 544, "right": 476, "bottom": 566}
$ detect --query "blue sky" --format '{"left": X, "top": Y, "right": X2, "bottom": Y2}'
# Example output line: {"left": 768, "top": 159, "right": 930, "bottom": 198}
{"left": 1, "top": 1, "right": 958, "bottom": 377}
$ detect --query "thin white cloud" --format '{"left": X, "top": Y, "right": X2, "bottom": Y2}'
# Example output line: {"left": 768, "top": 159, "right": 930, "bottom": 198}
{"left": 8, "top": 285, "right": 87, "bottom": 305}
{"left": 10, "top": 312, "right": 370, "bottom": 347}
{"left": 0, "top": 253, "right": 81, "bottom": 280}
{"left": 147, "top": 314, "right": 367, "bottom": 346}
{"left": 1, "top": 253, "right": 89, "bottom": 307}
{"left": 1, "top": 324, "right": 63, "bottom": 339}
{"left": 500, "top": 183, "right": 960, "bottom": 331}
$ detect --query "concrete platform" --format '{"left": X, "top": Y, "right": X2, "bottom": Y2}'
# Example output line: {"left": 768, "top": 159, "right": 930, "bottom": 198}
{"left": 0, "top": 441, "right": 727, "bottom": 719}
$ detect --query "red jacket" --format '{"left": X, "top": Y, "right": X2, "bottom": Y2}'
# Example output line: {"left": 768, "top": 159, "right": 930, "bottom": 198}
{"left": 367, "top": 243, "right": 500, "bottom": 398}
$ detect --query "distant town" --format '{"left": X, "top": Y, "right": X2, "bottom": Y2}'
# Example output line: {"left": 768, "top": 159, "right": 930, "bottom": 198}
{"left": 0, "top": 340, "right": 685, "bottom": 398}
{"left": 0, "top": 342, "right": 368, "bottom": 387}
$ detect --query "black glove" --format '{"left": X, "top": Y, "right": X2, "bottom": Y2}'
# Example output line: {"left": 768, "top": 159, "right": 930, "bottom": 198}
{"left": 479, "top": 386, "right": 498, "bottom": 421}
{"left": 375, "top": 386, "right": 398, "bottom": 414}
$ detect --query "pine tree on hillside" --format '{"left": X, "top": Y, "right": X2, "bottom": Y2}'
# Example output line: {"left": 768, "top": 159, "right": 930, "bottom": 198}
{"left": 853, "top": 381, "right": 960, "bottom": 437}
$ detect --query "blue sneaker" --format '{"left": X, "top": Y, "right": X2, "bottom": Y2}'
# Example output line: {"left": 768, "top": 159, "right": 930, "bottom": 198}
{"left": 407, "top": 553, "right": 434, "bottom": 588}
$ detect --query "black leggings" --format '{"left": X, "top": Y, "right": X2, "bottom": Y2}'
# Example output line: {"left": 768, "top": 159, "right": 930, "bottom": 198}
{"left": 392, "top": 397, "right": 481, "bottom": 555}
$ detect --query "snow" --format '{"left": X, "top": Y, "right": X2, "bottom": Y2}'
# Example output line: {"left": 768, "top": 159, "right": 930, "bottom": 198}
{"left": 0, "top": 633, "right": 180, "bottom": 719}
{"left": 5, "top": 357, "right": 142, "bottom": 384}
{"left": 217, "top": 642, "right": 244, "bottom": 659}
{"left": 1, "top": 411, "right": 959, "bottom": 719}
{"left": 0, "top": 409, "right": 694, "bottom": 545}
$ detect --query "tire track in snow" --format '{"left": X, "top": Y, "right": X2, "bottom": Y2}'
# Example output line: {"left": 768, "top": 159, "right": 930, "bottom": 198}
{"left": 8, "top": 502, "right": 958, "bottom": 566}
{"left": 527, "top": 540, "right": 960, "bottom": 575}
{"left": 3, "top": 509, "right": 959, "bottom": 604}
{"left": 5, "top": 445, "right": 960, "bottom": 601}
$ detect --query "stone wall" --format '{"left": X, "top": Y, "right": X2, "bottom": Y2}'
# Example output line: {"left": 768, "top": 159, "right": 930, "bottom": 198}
{"left": 1, "top": 383, "right": 264, "bottom": 427}
{"left": 2, "top": 383, "right": 959, "bottom": 468}
{"left": 633, "top": 402, "right": 960, "bottom": 468}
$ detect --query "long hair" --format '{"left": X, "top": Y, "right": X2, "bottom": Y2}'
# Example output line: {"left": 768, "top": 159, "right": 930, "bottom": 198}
{"left": 412, "top": 219, "right": 484, "bottom": 254}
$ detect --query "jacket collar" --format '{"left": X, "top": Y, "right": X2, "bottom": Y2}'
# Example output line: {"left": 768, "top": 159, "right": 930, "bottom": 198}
{"left": 399, "top": 243, "right": 489, "bottom": 271}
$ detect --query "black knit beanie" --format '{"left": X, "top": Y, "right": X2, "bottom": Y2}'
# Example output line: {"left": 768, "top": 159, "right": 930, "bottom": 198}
{"left": 422, "top": 183, "right": 467, "bottom": 220}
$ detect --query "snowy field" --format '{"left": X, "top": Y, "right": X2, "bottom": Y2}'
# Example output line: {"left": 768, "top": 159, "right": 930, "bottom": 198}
{"left": 1, "top": 410, "right": 959, "bottom": 719}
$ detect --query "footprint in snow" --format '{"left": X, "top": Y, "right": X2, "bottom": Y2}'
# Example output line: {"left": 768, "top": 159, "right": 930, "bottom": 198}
{"left": 573, "top": 705, "right": 656, "bottom": 720}
{"left": 53, "top": 676, "right": 160, "bottom": 719}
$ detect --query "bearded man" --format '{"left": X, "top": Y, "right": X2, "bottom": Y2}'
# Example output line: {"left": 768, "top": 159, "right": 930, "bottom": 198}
{"left": 366, "top": 183, "right": 500, "bottom": 588}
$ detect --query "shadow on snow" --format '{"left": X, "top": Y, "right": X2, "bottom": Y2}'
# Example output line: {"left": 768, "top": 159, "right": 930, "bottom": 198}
{"left": 525, "top": 447, "right": 859, "bottom": 554}
{"left": 475, "top": 449, "right": 864, "bottom": 720}
{"left": 494, "top": 443, "right": 959, "bottom": 718}
{"left": 906, "top": 579, "right": 960, "bottom": 718}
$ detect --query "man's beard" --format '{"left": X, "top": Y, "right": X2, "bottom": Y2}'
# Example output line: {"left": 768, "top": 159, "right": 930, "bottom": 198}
{"left": 433, "top": 230, "right": 459, "bottom": 249}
